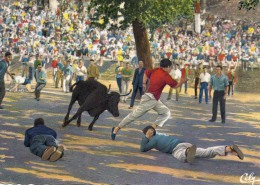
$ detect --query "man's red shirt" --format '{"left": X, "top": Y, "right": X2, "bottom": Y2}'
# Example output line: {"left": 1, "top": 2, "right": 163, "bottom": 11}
{"left": 145, "top": 68, "right": 177, "bottom": 100}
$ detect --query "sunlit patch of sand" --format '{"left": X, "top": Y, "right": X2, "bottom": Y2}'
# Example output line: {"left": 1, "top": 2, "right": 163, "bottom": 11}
{"left": 214, "top": 155, "right": 260, "bottom": 164}
{"left": 4, "top": 168, "right": 108, "bottom": 185}
{"left": 199, "top": 138, "right": 225, "bottom": 142}
{"left": 106, "top": 163, "right": 241, "bottom": 184}
{"left": 88, "top": 167, "right": 97, "bottom": 170}
{"left": 232, "top": 93, "right": 260, "bottom": 102}
{"left": 63, "top": 134, "right": 156, "bottom": 159}
{"left": 25, "top": 161, "right": 63, "bottom": 167}
{"left": 66, "top": 145, "right": 156, "bottom": 160}
{"left": 0, "top": 148, "right": 8, "bottom": 151}
{"left": 236, "top": 112, "right": 260, "bottom": 120}
{"left": 31, "top": 166, "right": 69, "bottom": 175}
{"left": 0, "top": 154, "right": 14, "bottom": 161}
{"left": 193, "top": 125, "right": 225, "bottom": 129}
{"left": 0, "top": 181, "right": 14, "bottom": 184}
{"left": 64, "top": 134, "right": 139, "bottom": 149}
{"left": 2, "top": 122, "right": 28, "bottom": 128}
{"left": 1, "top": 116, "right": 17, "bottom": 121}
{"left": 0, "top": 130, "right": 24, "bottom": 140}
{"left": 228, "top": 132, "right": 259, "bottom": 138}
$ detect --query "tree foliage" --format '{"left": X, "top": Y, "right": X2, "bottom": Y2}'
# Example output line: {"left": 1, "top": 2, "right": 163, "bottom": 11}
{"left": 228, "top": 0, "right": 260, "bottom": 10}
{"left": 88, "top": 0, "right": 195, "bottom": 30}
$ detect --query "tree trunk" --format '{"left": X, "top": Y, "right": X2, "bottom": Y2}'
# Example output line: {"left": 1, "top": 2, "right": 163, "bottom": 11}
{"left": 132, "top": 19, "right": 153, "bottom": 69}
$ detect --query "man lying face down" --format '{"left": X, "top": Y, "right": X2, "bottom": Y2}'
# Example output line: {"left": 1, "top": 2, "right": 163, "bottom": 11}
{"left": 140, "top": 126, "right": 244, "bottom": 164}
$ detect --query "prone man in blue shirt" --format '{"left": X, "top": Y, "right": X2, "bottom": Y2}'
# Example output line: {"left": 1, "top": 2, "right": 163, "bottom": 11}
{"left": 140, "top": 126, "right": 244, "bottom": 164}
{"left": 24, "top": 118, "right": 64, "bottom": 162}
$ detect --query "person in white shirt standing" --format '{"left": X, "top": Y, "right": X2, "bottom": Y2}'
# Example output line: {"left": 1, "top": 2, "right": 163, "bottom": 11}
{"left": 199, "top": 66, "right": 211, "bottom": 104}
{"left": 167, "top": 63, "right": 182, "bottom": 101}
{"left": 75, "top": 60, "right": 87, "bottom": 82}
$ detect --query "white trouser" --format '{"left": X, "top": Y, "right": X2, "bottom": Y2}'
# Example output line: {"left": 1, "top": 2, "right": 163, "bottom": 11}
{"left": 118, "top": 93, "right": 171, "bottom": 128}
{"left": 122, "top": 80, "right": 130, "bottom": 101}
{"left": 63, "top": 75, "right": 71, "bottom": 93}
{"left": 172, "top": 143, "right": 226, "bottom": 162}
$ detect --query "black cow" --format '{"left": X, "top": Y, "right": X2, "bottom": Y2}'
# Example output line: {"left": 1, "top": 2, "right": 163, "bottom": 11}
{"left": 63, "top": 80, "right": 131, "bottom": 131}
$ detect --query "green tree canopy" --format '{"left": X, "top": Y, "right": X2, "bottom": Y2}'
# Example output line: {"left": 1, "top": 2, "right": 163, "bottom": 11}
{"left": 88, "top": 0, "right": 195, "bottom": 69}
{"left": 229, "top": 0, "right": 259, "bottom": 10}
{"left": 89, "top": 0, "right": 195, "bottom": 30}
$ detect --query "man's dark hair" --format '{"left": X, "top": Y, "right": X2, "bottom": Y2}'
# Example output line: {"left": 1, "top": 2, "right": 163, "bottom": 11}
{"left": 90, "top": 59, "right": 94, "bottom": 62}
{"left": 34, "top": 118, "right": 45, "bottom": 126}
{"left": 142, "top": 126, "right": 156, "bottom": 136}
{"left": 160, "top": 59, "right": 172, "bottom": 68}
{"left": 216, "top": 65, "right": 222, "bottom": 70}
{"left": 5, "top": 51, "right": 12, "bottom": 57}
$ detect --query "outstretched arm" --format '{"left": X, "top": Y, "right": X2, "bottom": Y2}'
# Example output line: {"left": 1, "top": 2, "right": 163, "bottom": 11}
{"left": 140, "top": 136, "right": 156, "bottom": 152}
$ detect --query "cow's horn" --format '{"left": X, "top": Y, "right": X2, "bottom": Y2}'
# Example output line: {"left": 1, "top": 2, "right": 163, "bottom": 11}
{"left": 107, "top": 84, "right": 111, "bottom": 93}
{"left": 120, "top": 89, "right": 132, "bottom": 97}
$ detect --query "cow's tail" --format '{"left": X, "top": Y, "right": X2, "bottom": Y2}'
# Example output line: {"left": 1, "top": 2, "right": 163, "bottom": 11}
{"left": 70, "top": 81, "right": 80, "bottom": 92}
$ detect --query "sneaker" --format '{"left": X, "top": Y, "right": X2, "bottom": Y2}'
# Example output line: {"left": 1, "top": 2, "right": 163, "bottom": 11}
{"left": 0, "top": 105, "right": 3, "bottom": 109}
{"left": 221, "top": 120, "right": 225, "bottom": 124}
{"left": 128, "top": 106, "right": 133, "bottom": 109}
{"left": 41, "top": 146, "right": 56, "bottom": 160}
{"left": 49, "top": 145, "right": 65, "bottom": 162}
{"left": 209, "top": 119, "right": 216, "bottom": 122}
{"left": 111, "top": 127, "right": 116, "bottom": 140}
{"left": 185, "top": 145, "right": 196, "bottom": 164}
{"left": 230, "top": 145, "right": 244, "bottom": 160}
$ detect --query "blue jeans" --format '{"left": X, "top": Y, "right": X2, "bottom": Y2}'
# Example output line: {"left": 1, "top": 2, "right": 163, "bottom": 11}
{"left": 30, "top": 135, "right": 58, "bottom": 157}
{"left": 76, "top": 76, "right": 85, "bottom": 82}
{"left": 130, "top": 86, "right": 143, "bottom": 107}
{"left": 116, "top": 78, "right": 122, "bottom": 93}
{"left": 199, "top": 82, "right": 209, "bottom": 103}
{"left": 180, "top": 81, "right": 188, "bottom": 93}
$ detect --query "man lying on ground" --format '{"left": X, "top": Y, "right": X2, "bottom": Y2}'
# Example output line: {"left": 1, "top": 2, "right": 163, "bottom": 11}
{"left": 140, "top": 126, "right": 244, "bottom": 164}
{"left": 24, "top": 118, "right": 64, "bottom": 162}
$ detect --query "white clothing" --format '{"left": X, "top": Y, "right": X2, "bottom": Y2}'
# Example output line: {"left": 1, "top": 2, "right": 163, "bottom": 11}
{"left": 169, "top": 69, "right": 181, "bottom": 80}
{"left": 199, "top": 72, "right": 211, "bottom": 83}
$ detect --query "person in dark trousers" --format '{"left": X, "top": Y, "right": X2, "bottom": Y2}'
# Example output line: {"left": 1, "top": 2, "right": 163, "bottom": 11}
{"left": 0, "top": 52, "right": 15, "bottom": 109}
{"left": 227, "top": 67, "right": 237, "bottom": 96}
{"left": 129, "top": 61, "right": 146, "bottom": 109}
{"left": 24, "top": 118, "right": 64, "bottom": 162}
{"left": 34, "top": 64, "right": 46, "bottom": 101}
{"left": 193, "top": 63, "right": 202, "bottom": 99}
{"left": 140, "top": 126, "right": 244, "bottom": 164}
{"left": 209, "top": 65, "right": 229, "bottom": 123}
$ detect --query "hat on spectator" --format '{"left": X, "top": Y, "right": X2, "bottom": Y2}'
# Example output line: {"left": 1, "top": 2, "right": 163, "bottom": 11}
{"left": 184, "top": 62, "right": 190, "bottom": 66}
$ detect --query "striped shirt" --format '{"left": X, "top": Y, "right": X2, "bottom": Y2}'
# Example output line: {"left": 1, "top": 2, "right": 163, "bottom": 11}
{"left": 210, "top": 74, "right": 229, "bottom": 91}
{"left": 0, "top": 59, "right": 8, "bottom": 82}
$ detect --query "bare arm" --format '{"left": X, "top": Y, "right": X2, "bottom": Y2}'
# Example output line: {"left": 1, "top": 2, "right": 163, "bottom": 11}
{"left": 7, "top": 68, "right": 15, "bottom": 79}
{"left": 174, "top": 78, "right": 187, "bottom": 88}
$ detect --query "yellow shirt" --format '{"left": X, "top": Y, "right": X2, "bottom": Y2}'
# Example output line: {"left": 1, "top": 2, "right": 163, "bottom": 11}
{"left": 248, "top": 27, "right": 254, "bottom": 34}
{"left": 21, "top": 12, "right": 26, "bottom": 18}
{"left": 50, "top": 42, "right": 56, "bottom": 47}
{"left": 63, "top": 13, "right": 69, "bottom": 20}
{"left": 205, "top": 31, "right": 211, "bottom": 37}
{"left": 251, "top": 46, "right": 256, "bottom": 53}
{"left": 69, "top": 24, "right": 74, "bottom": 32}
{"left": 88, "top": 44, "right": 93, "bottom": 50}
